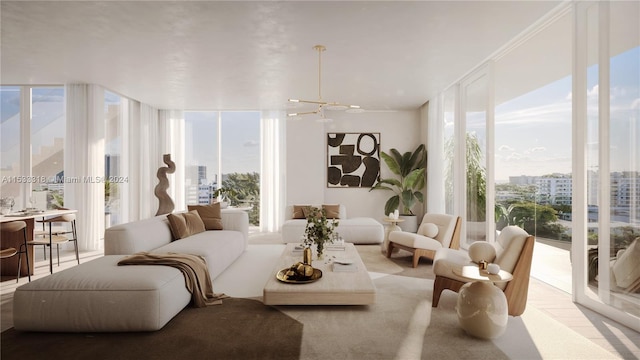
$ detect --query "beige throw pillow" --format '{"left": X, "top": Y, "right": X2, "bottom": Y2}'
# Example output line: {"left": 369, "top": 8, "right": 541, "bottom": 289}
{"left": 322, "top": 204, "right": 341, "bottom": 219}
{"left": 418, "top": 222, "right": 439, "bottom": 238}
{"left": 292, "top": 205, "right": 310, "bottom": 219}
{"left": 188, "top": 203, "right": 223, "bottom": 230}
{"left": 167, "top": 210, "right": 206, "bottom": 240}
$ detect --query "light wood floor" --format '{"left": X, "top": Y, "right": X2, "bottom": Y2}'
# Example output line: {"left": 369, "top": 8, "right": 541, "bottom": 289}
{"left": 1, "top": 240, "right": 639, "bottom": 359}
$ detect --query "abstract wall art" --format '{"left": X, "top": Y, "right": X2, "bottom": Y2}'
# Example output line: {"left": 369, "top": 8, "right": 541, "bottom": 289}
{"left": 327, "top": 132, "right": 380, "bottom": 188}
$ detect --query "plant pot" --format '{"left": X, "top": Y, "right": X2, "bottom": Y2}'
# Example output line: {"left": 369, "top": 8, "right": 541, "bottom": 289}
{"left": 398, "top": 215, "right": 418, "bottom": 233}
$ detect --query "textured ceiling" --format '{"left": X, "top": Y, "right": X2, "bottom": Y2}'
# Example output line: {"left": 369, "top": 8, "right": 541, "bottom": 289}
{"left": 1, "top": 1, "right": 560, "bottom": 111}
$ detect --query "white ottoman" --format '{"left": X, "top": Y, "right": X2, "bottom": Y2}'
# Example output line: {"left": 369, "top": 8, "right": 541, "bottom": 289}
{"left": 282, "top": 217, "right": 384, "bottom": 244}
{"left": 13, "top": 255, "right": 191, "bottom": 332}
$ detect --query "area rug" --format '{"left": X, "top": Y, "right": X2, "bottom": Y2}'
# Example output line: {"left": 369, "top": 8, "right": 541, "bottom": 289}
{"left": 1, "top": 244, "right": 618, "bottom": 360}
{"left": 0, "top": 297, "right": 302, "bottom": 360}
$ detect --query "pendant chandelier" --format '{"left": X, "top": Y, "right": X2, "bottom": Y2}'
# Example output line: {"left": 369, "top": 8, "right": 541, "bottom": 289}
{"left": 287, "top": 45, "right": 361, "bottom": 119}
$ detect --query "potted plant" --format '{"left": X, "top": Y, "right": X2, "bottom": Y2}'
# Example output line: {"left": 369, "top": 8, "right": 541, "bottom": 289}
{"left": 370, "top": 144, "right": 427, "bottom": 232}
{"left": 303, "top": 206, "right": 338, "bottom": 259}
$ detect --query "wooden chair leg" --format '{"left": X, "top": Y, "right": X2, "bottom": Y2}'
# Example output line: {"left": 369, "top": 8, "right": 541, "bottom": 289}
{"left": 432, "top": 276, "right": 445, "bottom": 307}
{"left": 386, "top": 242, "right": 393, "bottom": 258}
{"left": 412, "top": 252, "right": 420, "bottom": 268}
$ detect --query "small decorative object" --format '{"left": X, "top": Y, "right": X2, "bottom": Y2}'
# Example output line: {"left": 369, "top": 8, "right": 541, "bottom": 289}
{"left": 303, "top": 206, "right": 339, "bottom": 259}
{"left": 154, "top": 154, "right": 176, "bottom": 216}
{"left": 303, "top": 247, "right": 313, "bottom": 265}
{"left": 276, "top": 264, "right": 322, "bottom": 284}
{"left": 212, "top": 187, "right": 237, "bottom": 209}
{"left": 479, "top": 260, "right": 488, "bottom": 270}
{"left": 0, "top": 197, "right": 15, "bottom": 215}
{"left": 487, "top": 263, "right": 501, "bottom": 275}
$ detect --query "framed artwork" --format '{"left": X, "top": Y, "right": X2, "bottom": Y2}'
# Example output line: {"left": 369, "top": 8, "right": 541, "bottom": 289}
{"left": 327, "top": 132, "right": 380, "bottom": 188}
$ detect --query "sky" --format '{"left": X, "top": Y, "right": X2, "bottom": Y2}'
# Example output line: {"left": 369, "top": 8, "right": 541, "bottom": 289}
{"left": 184, "top": 111, "right": 260, "bottom": 184}
{"left": 489, "top": 46, "right": 638, "bottom": 182}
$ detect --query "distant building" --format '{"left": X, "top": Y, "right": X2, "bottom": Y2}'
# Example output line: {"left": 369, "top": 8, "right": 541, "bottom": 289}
{"left": 507, "top": 171, "right": 639, "bottom": 222}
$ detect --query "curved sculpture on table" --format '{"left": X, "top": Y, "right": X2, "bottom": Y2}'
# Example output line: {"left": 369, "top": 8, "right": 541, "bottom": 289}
{"left": 155, "top": 154, "right": 176, "bottom": 216}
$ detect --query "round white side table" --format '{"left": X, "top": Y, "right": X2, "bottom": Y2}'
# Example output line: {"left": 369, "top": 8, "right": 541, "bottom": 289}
{"left": 452, "top": 265, "right": 513, "bottom": 339}
{"left": 381, "top": 217, "right": 404, "bottom": 255}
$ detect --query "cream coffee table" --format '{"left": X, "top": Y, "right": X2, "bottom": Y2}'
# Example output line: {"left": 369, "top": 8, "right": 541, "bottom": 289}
{"left": 263, "top": 243, "right": 376, "bottom": 305}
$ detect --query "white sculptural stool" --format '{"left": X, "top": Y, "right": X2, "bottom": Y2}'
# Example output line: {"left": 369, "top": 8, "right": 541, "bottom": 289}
{"left": 453, "top": 265, "right": 513, "bottom": 339}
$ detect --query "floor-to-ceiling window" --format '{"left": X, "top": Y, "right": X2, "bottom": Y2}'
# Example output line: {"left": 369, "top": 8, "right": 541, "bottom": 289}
{"left": 433, "top": 2, "right": 638, "bottom": 330}
{"left": 578, "top": 0, "right": 639, "bottom": 323}
{"left": 184, "top": 112, "right": 219, "bottom": 206}
{"left": 493, "top": 10, "right": 573, "bottom": 291}
{"left": 30, "top": 87, "right": 65, "bottom": 210}
{"left": 0, "top": 86, "right": 23, "bottom": 210}
{"left": 461, "top": 71, "right": 489, "bottom": 247}
{"left": 184, "top": 111, "right": 261, "bottom": 226}
{"left": 0, "top": 86, "right": 65, "bottom": 211}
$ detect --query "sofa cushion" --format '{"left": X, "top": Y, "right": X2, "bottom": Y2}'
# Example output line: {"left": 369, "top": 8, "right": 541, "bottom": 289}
{"left": 494, "top": 226, "right": 529, "bottom": 273}
{"left": 389, "top": 231, "right": 443, "bottom": 251}
{"left": 468, "top": 241, "right": 496, "bottom": 263}
{"left": 167, "top": 211, "right": 206, "bottom": 240}
{"left": 322, "top": 204, "right": 341, "bottom": 219}
{"left": 13, "top": 256, "right": 191, "bottom": 332}
{"left": 292, "top": 205, "right": 310, "bottom": 219}
{"left": 418, "top": 222, "right": 439, "bottom": 238}
{"left": 152, "top": 230, "right": 246, "bottom": 280}
{"left": 188, "top": 203, "right": 223, "bottom": 230}
{"left": 612, "top": 238, "right": 640, "bottom": 289}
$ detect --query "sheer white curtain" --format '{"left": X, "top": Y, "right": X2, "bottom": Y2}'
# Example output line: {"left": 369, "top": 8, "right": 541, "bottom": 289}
{"left": 159, "top": 110, "right": 185, "bottom": 212}
{"left": 260, "top": 111, "right": 286, "bottom": 232}
{"left": 127, "top": 101, "right": 160, "bottom": 220}
{"left": 64, "top": 84, "right": 105, "bottom": 250}
{"left": 126, "top": 104, "right": 184, "bottom": 221}
{"left": 427, "top": 98, "right": 446, "bottom": 213}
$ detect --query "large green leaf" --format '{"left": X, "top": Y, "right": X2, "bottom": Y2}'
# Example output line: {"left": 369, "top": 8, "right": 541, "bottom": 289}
{"left": 403, "top": 168, "right": 425, "bottom": 189}
{"left": 401, "top": 190, "right": 415, "bottom": 214}
{"left": 384, "top": 195, "right": 400, "bottom": 216}
{"left": 380, "top": 151, "right": 401, "bottom": 176}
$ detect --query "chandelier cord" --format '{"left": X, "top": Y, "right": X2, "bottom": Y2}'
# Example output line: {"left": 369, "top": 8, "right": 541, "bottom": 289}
{"left": 317, "top": 45, "right": 323, "bottom": 101}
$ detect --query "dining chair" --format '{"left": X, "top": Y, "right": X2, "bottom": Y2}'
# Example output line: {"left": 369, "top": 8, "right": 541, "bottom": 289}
{"left": 0, "top": 221, "right": 31, "bottom": 282}
{"left": 31, "top": 213, "right": 79, "bottom": 273}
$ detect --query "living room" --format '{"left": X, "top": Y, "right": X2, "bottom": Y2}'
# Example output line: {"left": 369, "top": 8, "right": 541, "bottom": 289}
{"left": 1, "top": 1, "right": 639, "bottom": 359}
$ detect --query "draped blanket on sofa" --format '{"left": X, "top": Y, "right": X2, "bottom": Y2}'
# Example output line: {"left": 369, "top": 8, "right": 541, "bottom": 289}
{"left": 118, "top": 252, "right": 228, "bottom": 307}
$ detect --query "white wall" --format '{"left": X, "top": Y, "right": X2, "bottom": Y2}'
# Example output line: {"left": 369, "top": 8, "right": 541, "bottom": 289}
{"left": 285, "top": 109, "right": 422, "bottom": 221}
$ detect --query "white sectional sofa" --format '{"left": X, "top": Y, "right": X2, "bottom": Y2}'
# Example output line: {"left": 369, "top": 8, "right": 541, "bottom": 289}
{"left": 281, "top": 204, "right": 384, "bottom": 244}
{"left": 13, "top": 208, "right": 248, "bottom": 332}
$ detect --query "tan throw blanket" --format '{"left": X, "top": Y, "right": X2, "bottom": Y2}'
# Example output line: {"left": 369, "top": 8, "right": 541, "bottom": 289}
{"left": 118, "top": 252, "right": 228, "bottom": 307}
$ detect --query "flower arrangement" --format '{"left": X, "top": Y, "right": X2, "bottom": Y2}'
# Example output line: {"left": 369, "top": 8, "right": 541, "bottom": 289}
{"left": 303, "top": 206, "right": 339, "bottom": 259}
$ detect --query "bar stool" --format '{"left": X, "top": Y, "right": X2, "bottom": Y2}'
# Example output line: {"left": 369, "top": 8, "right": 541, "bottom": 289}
{"left": 0, "top": 221, "right": 31, "bottom": 282}
{"left": 31, "top": 213, "right": 79, "bottom": 274}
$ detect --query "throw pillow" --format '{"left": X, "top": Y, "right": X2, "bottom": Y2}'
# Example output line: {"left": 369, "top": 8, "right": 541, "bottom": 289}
{"left": 188, "top": 203, "right": 223, "bottom": 230}
{"left": 292, "top": 205, "right": 310, "bottom": 219}
{"left": 167, "top": 210, "right": 206, "bottom": 240}
{"left": 468, "top": 241, "right": 497, "bottom": 263}
{"left": 322, "top": 204, "right": 341, "bottom": 219}
{"left": 418, "top": 222, "right": 439, "bottom": 238}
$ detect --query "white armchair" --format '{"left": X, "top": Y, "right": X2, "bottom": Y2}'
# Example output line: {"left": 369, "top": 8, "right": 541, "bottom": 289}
{"left": 432, "top": 225, "right": 535, "bottom": 316}
{"left": 386, "top": 213, "right": 461, "bottom": 267}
